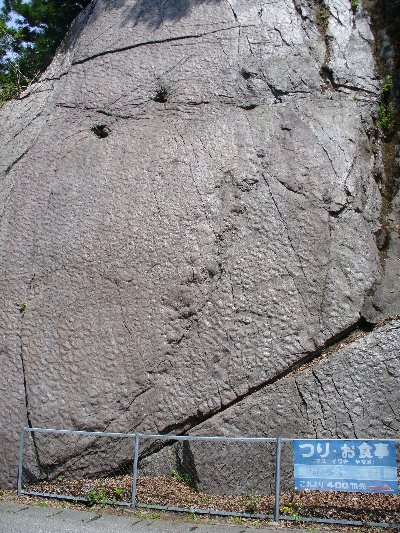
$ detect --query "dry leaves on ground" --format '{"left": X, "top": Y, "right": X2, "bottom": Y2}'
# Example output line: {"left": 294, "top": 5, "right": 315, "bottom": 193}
{"left": 24, "top": 474, "right": 400, "bottom": 525}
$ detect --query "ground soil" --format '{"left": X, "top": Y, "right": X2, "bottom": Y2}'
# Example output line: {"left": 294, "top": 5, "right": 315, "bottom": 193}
{"left": 1, "top": 474, "right": 398, "bottom": 531}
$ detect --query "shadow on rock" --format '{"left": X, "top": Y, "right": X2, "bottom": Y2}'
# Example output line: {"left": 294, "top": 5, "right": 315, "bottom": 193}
{"left": 111, "top": 0, "right": 222, "bottom": 29}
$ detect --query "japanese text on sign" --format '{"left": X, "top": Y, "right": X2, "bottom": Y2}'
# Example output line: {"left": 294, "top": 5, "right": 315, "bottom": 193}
{"left": 293, "top": 440, "right": 398, "bottom": 494}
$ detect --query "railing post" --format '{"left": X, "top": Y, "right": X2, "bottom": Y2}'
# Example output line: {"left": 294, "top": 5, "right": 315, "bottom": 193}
{"left": 17, "top": 427, "right": 26, "bottom": 495}
{"left": 131, "top": 433, "right": 140, "bottom": 508}
{"left": 273, "top": 437, "right": 282, "bottom": 522}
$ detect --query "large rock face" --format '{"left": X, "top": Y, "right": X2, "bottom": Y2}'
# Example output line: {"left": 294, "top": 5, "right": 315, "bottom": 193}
{"left": 0, "top": 0, "right": 399, "bottom": 488}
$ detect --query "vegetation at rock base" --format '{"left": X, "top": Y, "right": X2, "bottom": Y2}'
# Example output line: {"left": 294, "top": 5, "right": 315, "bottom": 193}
{"left": 171, "top": 468, "right": 196, "bottom": 490}
{"left": 0, "top": 0, "right": 90, "bottom": 102}
{"left": 378, "top": 75, "right": 395, "bottom": 138}
{"left": 112, "top": 486, "right": 124, "bottom": 501}
{"left": 350, "top": 0, "right": 359, "bottom": 14}
{"left": 85, "top": 487, "right": 107, "bottom": 506}
{"left": 280, "top": 504, "right": 301, "bottom": 524}
{"left": 11, "top": 474, "right": 400, "bottom": 525}
{"left": 243, "top": 491, "right": 261, "bottom": 514}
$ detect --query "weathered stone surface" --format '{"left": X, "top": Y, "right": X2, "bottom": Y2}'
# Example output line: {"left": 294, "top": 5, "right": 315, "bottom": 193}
{"left": 0, "top": 0, "right": 398, "bottom": 488}
{"left": 141, "top": 320, "right": 400, "bottom": 493}
{"left": 141, "top": 321, "right": 400, "bottom": 493}
{"left": 363, "top": 193, "right": 400, "bottom": 322}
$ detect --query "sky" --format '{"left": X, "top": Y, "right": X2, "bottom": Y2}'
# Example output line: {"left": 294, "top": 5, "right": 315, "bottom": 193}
{"left": 1, "top": 1, "right": 23, "bottom": 27}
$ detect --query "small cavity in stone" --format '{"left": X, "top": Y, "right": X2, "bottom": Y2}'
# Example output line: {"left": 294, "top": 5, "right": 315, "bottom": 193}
{"left": 154, "top": 86, "right": 168, "bottom": 103}
{"left": 240, "top": 104, "right": 258, "bottom": 110}
{"left": 241, "top": 69, "right": 252, "bottom": 80}
{"left": 91, "top": 124, "right": 110, "bottom": 138}
{"left": 375, "top": 228, "right": 389, "bottom": 250}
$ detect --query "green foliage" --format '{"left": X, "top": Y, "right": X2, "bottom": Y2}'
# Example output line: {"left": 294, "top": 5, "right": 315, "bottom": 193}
{"left": 19, "top": 301, "right": 27, "bottom": 316}
{"left": 318, "top": 4, "right": 330, "bottom": 32}
{"left": 85, "top": 487, "right": 107, "bottom": 506}
{"left": 378, "top": 75, "right": 395, "bottom": 137}
{"left": 243, "top": 491, "right": 261, "bottom": 514}
{"left": 34, "top": 501, "right": 47, "bottom": 507}
{"left": 280, "top": 504, "right": 302, "bottom": 523}
{"left": 351, "top": 0, "right": 359, "bottom": 14}
{"left": 112, "top": 487, "right": 124, "bottom": 501}
{"left": 381, "top": 75, "right": 394, "bottom": 99}
{"left": 0, "top": 18, "right": 25, "bottom": 101}
{"left": 171, "top": 468, "right": 196, "bottom": 489}
{"left": 378, "top": 101, "right": 395, "bottom": 135}
{"left": 0, "top": 0, "right": 90, "bottom": 102}
{"left": 147, "top": 512, "right": 161, "bottom": 519}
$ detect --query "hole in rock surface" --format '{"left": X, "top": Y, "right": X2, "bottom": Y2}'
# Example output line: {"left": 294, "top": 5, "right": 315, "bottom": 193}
{"left": 91, "top": 124, "right": 110, "bottom": 138}
{"left": 154, "top": 85, "right": 168, "bottom": 103}
{"left": 375, "top": 228, "right": 390, "bottom": 250}
{"left": 320, "top": 64, "right": 336, "bottom": 88}
{"left": 241, "top": 68, "right": 252, "bottom": 79}
{"left": 240, "top": 103, "right": 258, "bottom": 110}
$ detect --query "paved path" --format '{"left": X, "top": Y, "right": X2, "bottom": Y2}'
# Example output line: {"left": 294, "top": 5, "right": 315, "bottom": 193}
{"left": 0, "top": 502, "right": 310, "bottom": 533}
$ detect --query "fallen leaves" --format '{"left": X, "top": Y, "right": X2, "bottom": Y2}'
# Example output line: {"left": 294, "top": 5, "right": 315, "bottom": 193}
{"left": 24, "top": 474, "right": 400, "bottom": 525}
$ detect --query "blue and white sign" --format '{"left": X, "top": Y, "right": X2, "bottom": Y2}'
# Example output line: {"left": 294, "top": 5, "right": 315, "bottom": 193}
{"left": 293, "top": 440, "right": 398, "bottom": 494}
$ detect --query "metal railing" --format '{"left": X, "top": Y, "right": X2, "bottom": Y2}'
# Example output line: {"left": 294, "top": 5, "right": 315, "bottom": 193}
{"left": 17, "top": 427, "right": 400, "bottom": 528}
